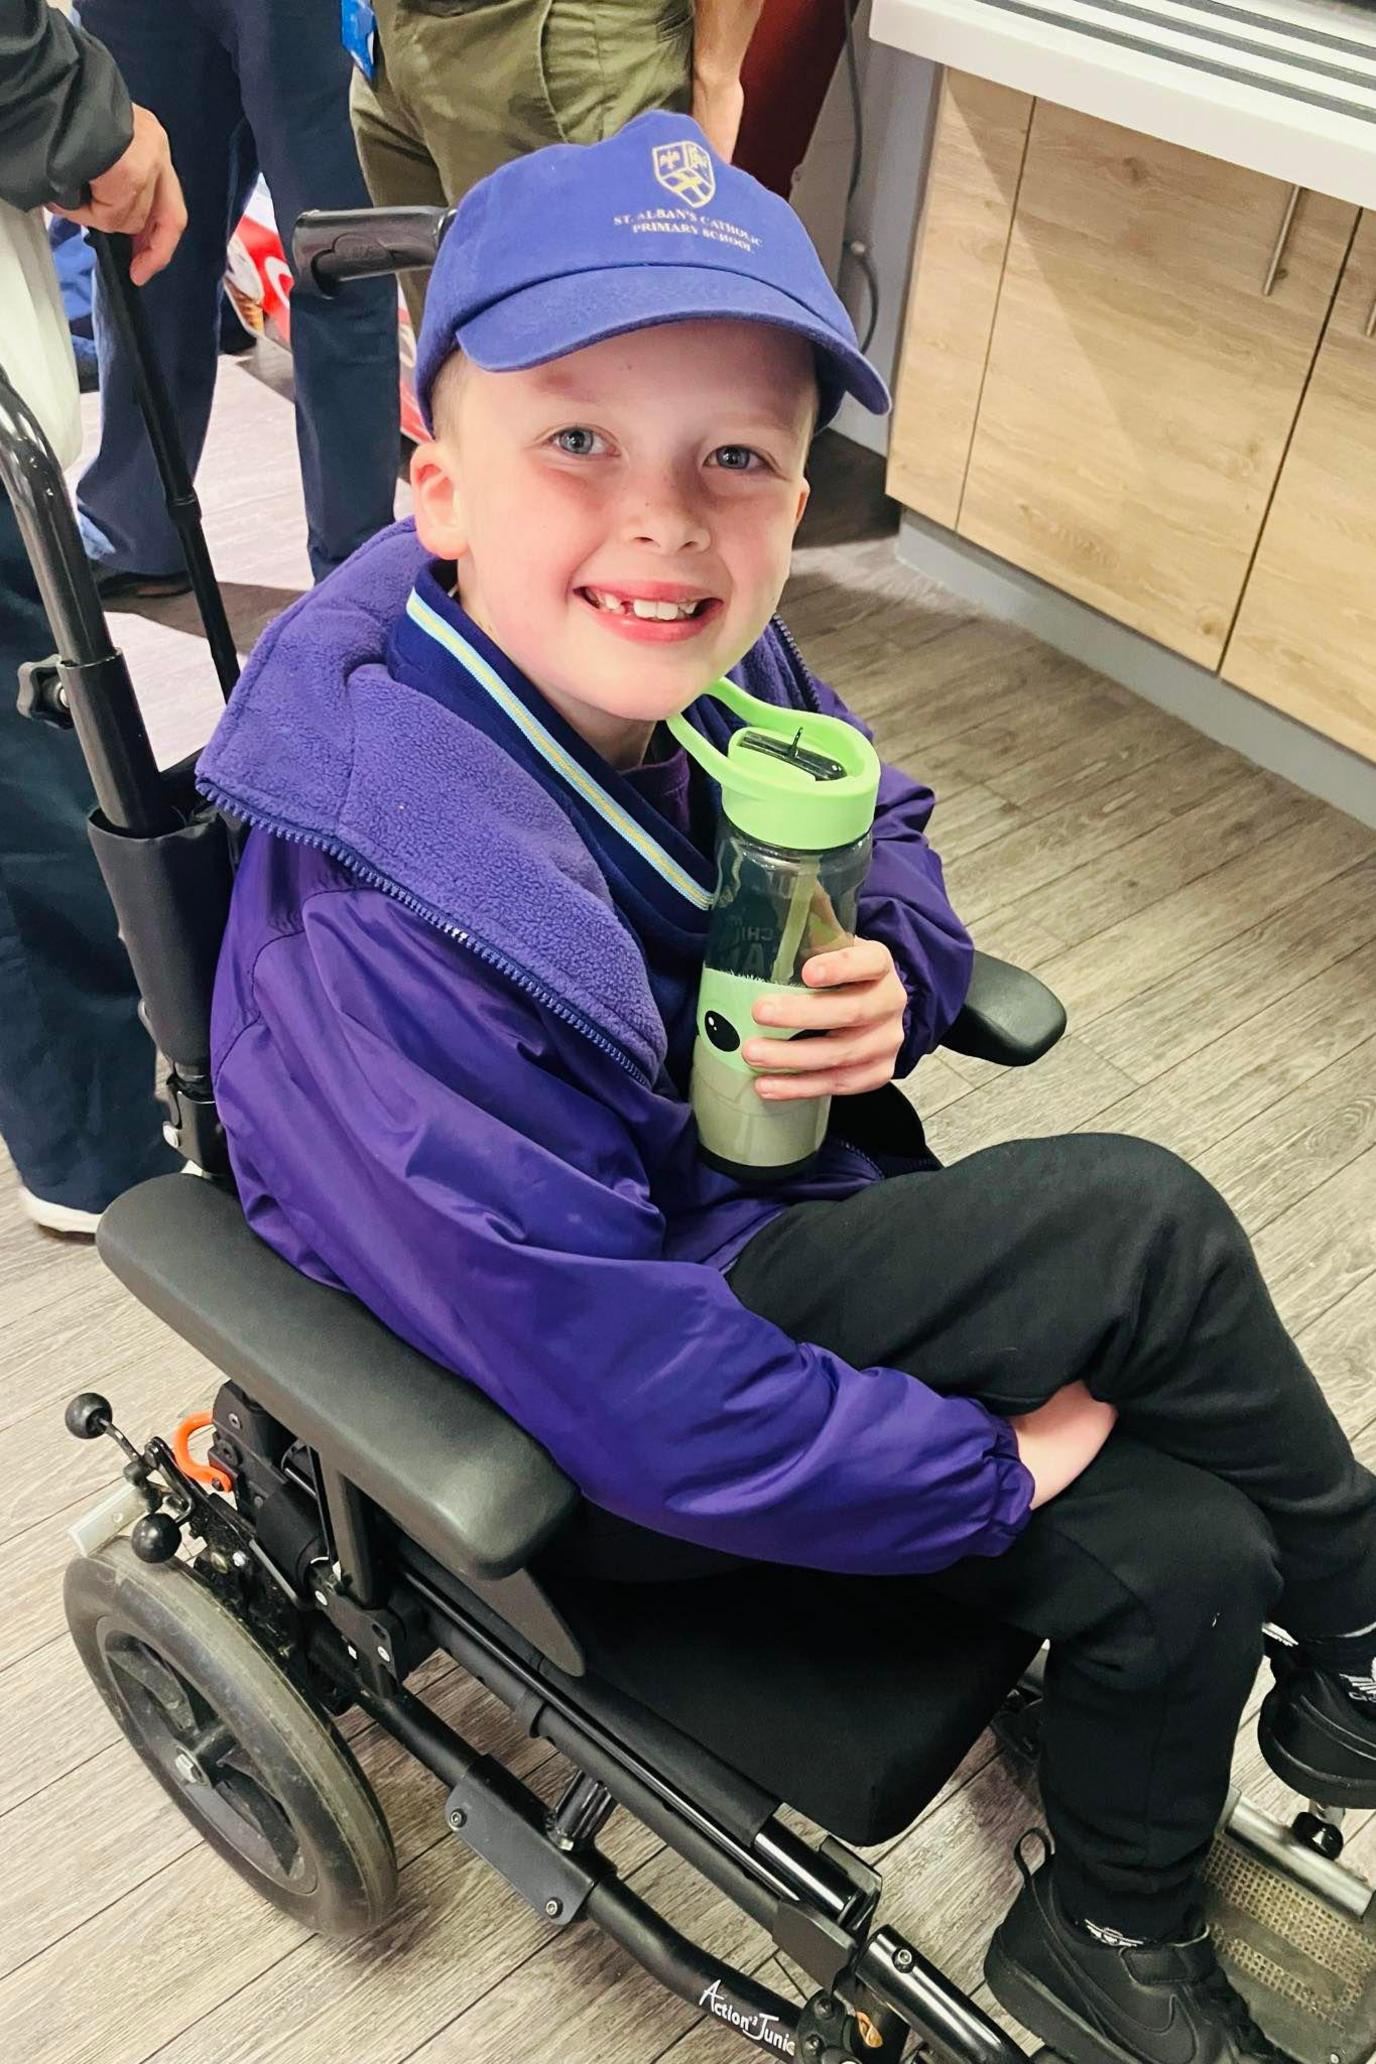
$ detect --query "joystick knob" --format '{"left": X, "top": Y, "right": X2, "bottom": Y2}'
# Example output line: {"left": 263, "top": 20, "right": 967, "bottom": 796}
{"left": 65, "top": 1393, "right": 113, "bottom": 1441}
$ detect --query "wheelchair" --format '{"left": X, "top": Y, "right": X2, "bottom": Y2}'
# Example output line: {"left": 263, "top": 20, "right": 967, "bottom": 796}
{"left": 5, "top": 216, "right": 1376, "bottom": 2064}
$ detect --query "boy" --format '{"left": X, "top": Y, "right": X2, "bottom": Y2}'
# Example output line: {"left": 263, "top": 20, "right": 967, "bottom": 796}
{"left": 201, "top": 114, "right": 1376, "bottom": 2064}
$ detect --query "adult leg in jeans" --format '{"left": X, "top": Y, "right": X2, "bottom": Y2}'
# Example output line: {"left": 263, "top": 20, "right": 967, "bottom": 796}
{"left": 225, "top": 0, "right": 398, "bottom": 579}
{"left": 0, "top": 496, "right": 175, "bottom": 1215}
{"left": 76, "top": 0, "right": 247, "bottom": 583}
{"left": 728, "top": 1131, "right": 1376, "bottom": 1936}
{"left": 79, "top": 0, "right": 396, "bottom": 586}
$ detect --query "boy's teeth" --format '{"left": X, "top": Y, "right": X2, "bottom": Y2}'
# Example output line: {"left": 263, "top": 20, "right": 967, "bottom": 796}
{"left": 588, "top": 589, "right": 701, "bottom": 619}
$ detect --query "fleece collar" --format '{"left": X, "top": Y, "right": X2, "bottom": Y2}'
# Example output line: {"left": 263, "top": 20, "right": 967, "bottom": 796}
{"left": 394, "top": 564, "right": 717, "bottom": 925}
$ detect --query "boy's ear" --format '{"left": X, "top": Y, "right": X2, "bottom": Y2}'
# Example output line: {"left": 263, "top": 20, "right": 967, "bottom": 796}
{"left": 793, "top": 477, "right": 811, "bottom": 529}
{"left": 409, "top": 438, "right": 468, "bottom": 559}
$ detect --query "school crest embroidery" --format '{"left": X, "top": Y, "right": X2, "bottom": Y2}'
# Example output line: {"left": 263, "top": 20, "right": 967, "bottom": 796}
{"left": 652, "top": 139, "right": 715, "bottom": 209}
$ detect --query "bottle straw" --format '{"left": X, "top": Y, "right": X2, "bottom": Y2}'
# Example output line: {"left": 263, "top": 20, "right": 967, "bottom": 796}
{"left": 770, "top": 861, "right": 817, "bottom": 985}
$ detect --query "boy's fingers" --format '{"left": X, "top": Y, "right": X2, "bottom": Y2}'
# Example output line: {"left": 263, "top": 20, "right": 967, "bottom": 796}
{"left": 745, "top": 1021, "right": 903, "bottom": 1074}
{"left": 753, "top": 982, "right": 897, "bottom": 1032}
{"left": 756, "top": 1055, "right": 898, "bottom": 1100}
{"left": 803, "top": 939, "right": 891, "bottom": 986}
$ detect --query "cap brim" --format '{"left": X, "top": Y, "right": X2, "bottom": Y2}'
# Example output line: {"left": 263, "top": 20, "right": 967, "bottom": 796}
{"left": 454, "top": 264, "right": 891, "bottom": 425}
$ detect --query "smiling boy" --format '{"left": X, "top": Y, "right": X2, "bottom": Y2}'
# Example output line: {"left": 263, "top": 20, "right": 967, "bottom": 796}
{"left": 201, "top": 114, "right": 1376, "bottom": 2064}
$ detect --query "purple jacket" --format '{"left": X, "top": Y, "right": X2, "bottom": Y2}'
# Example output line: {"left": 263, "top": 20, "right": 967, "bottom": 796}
{"left": 200, "top": 522, "right": 1034, "bottom": 1576}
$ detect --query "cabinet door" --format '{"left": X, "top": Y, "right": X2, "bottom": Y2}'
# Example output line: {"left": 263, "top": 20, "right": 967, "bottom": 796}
{"left": 886, "top": 72, "right": 1034, "bottom": 530}
{"left": 957, "top": 103, "right": 1356, "bottom": 667}
{"left": 1224, "top": 213, "right": 1376, "bottom": 762}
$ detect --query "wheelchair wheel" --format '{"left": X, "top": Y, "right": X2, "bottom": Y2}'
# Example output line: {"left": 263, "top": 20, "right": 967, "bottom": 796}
{"left": 64, "top": 1539, "right": 397, "bottom": 1939}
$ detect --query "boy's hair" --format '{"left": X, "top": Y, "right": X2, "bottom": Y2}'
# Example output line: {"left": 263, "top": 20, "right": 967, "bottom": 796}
{"left": 429, "top": 351, "right": 468, "bottom": 445}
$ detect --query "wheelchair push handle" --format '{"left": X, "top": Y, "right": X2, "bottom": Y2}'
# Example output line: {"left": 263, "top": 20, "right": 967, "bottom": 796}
{"left": 0, "top": 359, "right": 172, "bottom": 836}
{"left": 292, "top": 207, "right": 453, "bottom": 292}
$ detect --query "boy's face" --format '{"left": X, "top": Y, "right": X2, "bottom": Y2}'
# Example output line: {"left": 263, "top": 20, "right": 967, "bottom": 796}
{"left": 410, "top": 318, "right": 815, "bottom": 769}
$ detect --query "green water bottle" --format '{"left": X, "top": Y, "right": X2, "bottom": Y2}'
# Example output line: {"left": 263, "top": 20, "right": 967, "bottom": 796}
{"left": 669, "top": 680, "right": 881, "bottom": 1182}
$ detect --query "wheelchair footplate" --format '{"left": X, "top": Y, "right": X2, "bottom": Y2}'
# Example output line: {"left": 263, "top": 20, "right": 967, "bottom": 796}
{"left": 1204, "top": 1813, "right": 1376, "bottom": 2064}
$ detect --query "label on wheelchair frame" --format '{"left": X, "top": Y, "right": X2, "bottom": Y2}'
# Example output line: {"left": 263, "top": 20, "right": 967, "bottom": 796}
{"left": 698, "top": 1979, "right": 796, "bottom": 2055}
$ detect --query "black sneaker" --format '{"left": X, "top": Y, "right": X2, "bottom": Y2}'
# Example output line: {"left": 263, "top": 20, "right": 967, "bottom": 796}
{"left": 985, "top": 1837, "right": 1294, "bottom": 2064}
{"left": 1259, "top": 1663, "right": 1376, "bottom": 1808}
{"left": 93, "top": 565, "right": 192, "bottom": 603}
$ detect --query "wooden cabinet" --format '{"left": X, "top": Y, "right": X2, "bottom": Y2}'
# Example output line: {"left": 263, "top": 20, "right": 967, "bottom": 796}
{"left": 1224, "top": 212, "right": 1376, "bottom": 762}
{"left": 887, "top": 76, "right": 1371, "bottom": 703}
{"left": 886, "top": 73, "right": 1033, "bottom": 531}
{"left": 957, "top": 103, "right": 1356, "bottom": 667}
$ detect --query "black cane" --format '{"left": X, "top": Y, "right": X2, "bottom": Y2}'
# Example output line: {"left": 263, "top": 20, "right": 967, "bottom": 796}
{"left": 89, "top": 229, "right": 239, "bottom": 700}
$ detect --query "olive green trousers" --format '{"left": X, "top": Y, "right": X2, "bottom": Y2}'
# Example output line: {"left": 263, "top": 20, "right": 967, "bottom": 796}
{"left": 351, "top": 0, "right": 694, "bottom": 327}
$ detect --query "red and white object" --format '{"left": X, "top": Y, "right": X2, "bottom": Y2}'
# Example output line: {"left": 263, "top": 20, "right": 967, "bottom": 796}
{"left": 225, "top": 179, "right": 426, "bottom": 442}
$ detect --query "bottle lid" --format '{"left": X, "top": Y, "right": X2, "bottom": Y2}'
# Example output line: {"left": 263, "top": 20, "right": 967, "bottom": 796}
{"left": 668, "top": 678, "right": 879, "bottom": 849}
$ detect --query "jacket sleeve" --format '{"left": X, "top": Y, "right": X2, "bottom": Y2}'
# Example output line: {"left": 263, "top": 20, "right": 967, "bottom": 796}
{"left": 218, "top": 889, "right": 1032, "bottom": 1578}
{"left": 804, "top": 669, "right": 975, "bottom": 1074}
{"left": 0, "top": 1, "right": 134, "bottom": 212}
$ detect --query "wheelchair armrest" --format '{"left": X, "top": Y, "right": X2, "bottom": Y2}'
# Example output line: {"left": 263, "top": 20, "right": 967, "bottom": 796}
{"left": 941, "top": 950, "right": 1067, "bottom": 1068}
{"left": 97, "top": 1175, "right": 579, "bottom": 1584}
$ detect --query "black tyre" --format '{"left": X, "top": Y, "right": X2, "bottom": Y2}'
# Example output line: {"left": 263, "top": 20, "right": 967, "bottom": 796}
{"left": 64, "top": 1540, "right": 397, "bottom": 1938}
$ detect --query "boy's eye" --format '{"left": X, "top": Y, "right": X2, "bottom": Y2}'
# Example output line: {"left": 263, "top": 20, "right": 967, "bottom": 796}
{"left": 550, "top": 427, "right": 606, "bottom": 457}
{"left": 710, "top": 444, "right": 765, "bottom": 472}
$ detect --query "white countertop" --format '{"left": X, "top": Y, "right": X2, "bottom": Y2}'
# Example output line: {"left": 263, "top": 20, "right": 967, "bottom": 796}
{"left": 871, "top": 0, "right": 1376, "bottom": 205}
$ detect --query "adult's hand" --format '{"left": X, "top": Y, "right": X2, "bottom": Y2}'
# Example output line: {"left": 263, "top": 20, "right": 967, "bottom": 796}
{"left": 50, "top": 104, "right": 187, "bottom": 285}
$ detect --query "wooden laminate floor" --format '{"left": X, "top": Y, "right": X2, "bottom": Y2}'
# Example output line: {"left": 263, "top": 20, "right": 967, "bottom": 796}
{"left": 4, "top": 346, "right": 1376, "bottom": 2063}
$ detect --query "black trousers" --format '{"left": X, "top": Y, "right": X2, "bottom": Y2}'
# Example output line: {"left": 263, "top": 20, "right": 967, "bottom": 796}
{"left": 727, "top": 1133, "right": 1376, "bottom": 1937}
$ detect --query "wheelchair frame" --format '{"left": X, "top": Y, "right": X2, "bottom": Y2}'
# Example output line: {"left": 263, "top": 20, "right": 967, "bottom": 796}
{"left": 6, "top": 218, "right": 1364, "bottom": 2064}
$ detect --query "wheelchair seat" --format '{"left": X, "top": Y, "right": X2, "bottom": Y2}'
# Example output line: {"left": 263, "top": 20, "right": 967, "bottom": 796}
{"left": 99, "top": 1172, "right": 1038, "bottom": 1848}
{"left": 540, "top": 1562, "right": 1037, "bottom": 1844}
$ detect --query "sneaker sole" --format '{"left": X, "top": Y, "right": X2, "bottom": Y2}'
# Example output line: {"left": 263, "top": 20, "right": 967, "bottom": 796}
{"left": 17, "top": 1186, "right": 101, "bottom": 1236}
{"left": 95, "top": 574, "right": 193, "bottom": 602}
{"left": 985, "top": 1933, "right": 1149, "bottom": 2064}
{"left": 1258, "top": 1687, "right": 1376, "bottom": 1808}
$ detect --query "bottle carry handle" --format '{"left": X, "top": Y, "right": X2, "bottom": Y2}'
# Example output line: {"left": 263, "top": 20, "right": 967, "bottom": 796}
{"left": 667, "top": 679, "right": 879, "bottom": 834}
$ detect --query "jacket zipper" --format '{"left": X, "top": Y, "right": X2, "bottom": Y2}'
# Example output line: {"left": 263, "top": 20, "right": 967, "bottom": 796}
{"left": 770, "top": 614, "right": 823, "bottom": 714}
{"left": 198, "top": 780, "right": 650, "bottom": 1084}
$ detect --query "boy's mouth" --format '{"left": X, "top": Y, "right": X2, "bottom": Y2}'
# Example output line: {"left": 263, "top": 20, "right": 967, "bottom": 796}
{"left": 575, "top": 585, "right": 723, "bottom": 644}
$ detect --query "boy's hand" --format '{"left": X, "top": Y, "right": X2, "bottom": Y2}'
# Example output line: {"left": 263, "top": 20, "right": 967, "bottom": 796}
{"left": 744, "top": 937, "right": 908, "bottom": 1100}
{"left": 1009, "top": 1382, "right": 1118, "bottom": 1509}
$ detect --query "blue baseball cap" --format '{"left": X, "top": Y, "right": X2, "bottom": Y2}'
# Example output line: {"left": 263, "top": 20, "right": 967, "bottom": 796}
{"left": 414, "top": 112, "right": 889, "bottom": 432}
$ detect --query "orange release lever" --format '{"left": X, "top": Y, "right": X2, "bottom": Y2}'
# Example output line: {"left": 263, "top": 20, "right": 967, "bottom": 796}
{"left": 172, "top": 1411, "right": 233, "bottom": 1494}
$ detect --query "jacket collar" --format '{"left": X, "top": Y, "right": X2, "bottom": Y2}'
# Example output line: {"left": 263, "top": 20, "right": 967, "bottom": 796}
{"left": 394, "top": 565, "right": 717, "bottom": 923}
{"left": 198, "top": 520, "right": 809, "bottom": 1081}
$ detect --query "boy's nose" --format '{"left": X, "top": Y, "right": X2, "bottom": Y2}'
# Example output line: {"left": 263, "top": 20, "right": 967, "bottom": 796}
{"left": 622, "top": 485, "right": 711, "bottom": 554}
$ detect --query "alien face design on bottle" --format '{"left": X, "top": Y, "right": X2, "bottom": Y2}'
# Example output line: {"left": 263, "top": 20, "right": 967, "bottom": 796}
{"left": 703, "top": 1010, "right": 740, "bottom": 1053}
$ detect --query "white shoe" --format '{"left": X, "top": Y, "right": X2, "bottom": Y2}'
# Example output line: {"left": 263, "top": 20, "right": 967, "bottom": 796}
{"left": 17, "top": 1187, "right": 102, "bottom": 1236}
